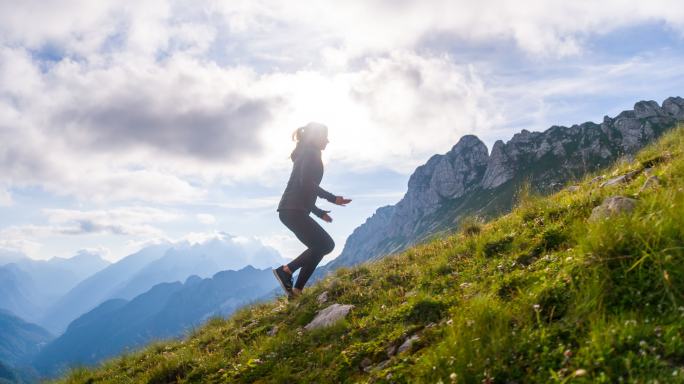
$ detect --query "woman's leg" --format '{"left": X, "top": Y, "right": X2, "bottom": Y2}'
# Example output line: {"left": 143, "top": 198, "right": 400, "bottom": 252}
{"left": 279, "top": 210, "right": 335, "bottom": 289}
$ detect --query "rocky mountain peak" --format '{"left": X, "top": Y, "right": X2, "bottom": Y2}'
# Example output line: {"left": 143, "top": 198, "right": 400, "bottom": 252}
{"left": 325, "top": 96, "right": 684, "bottom": 272}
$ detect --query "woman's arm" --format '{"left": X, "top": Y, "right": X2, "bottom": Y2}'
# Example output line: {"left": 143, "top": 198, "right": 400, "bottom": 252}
{"left": 316, "top": 185, "right": 336, "bottom": 202}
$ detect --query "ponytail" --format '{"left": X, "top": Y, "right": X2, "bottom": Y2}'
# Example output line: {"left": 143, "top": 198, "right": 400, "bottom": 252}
{"left": 292, "top": 127, "right": 305, "bottom": 142}
{"left": 289, "top": 122, "right": 327, "bottom": 160}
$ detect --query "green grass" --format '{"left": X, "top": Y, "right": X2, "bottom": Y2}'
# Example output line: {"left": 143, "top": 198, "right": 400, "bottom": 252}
{"left": 55, "top": 124, "right": 684, "bottom": 383}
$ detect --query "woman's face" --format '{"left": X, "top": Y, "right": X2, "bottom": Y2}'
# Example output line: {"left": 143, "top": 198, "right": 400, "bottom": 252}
{"left": 310, "top": 131, "right": 329, "bottom": 150}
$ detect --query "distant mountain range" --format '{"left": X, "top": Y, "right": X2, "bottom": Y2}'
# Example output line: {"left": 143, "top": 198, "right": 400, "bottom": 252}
{"left": 40, "top": 234, "right": 287, "bottom": 334}
{"left": 33, "top": 266, "right": 278, "bottom": 377}
{"left": 323, "top": 97, "right": 684, "bottom": 272}
{"left": 0, "top": 251, "right": 109, "bottom": 324}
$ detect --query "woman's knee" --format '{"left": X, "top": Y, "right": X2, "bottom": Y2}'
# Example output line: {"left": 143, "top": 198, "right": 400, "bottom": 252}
{"left": 322, "top": 237, "right": 335, "bottom": 254}
{"left": 315, "top": 236, "right": 334, "bottom": 255}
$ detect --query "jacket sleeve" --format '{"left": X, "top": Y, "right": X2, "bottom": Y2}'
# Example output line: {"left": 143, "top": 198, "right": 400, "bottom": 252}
{"left": 297, "top": 151, "right": 337, "bottom": 203}
{"left": 311, "top": 206, "right": 329, "bottom": 219}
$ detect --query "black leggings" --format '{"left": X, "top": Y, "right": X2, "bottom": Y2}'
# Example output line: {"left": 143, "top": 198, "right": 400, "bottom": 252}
{"left": 279, "top": 209, "right": 335, "bottom": 289}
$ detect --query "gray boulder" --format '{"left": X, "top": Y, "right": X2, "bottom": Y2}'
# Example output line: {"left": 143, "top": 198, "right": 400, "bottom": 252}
{"left": 304, "top": 304, "right": 354, "bottom": 330}
{"left": 589, "top": 196, "right": 637, "bottom": 221}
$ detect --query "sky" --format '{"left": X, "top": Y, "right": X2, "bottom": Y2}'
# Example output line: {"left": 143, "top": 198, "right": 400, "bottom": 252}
{"left": 1, "top": 0, "right": 684, "bottom": 264}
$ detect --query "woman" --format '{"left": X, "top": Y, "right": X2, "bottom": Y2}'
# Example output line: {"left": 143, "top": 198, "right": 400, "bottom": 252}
{"left": 273, "top": 122, "right": 352, "bottom": 298}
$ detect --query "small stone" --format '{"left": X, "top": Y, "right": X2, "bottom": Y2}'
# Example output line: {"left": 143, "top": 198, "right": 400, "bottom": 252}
{"left": 589, "top": 196, "right": 637, "bottom": 221}
{"left": 589, "top": 175, "right": 605, "bottom": 184}
{"left": 304, "top": 303, "right": 354, "bottom": 330}
{"left": 600, "top": 170, "right": 640, "bottom": 188}
{"left": 574, "top": 369, "right": 588, "bottom": 377}
{"left": 317, "top": 291, "right": 329, "bottom": 304}
{"left": 397, "top": 335, "right": 420, "bottom": 354}
{"left": 386, "top": 345, "right": 398, "bottom": 357}
{"left": 267, "top": 325, "right": 278, "bottom": 336}
{"left": 566, "top": 185, "right": 580, "bottom": 192}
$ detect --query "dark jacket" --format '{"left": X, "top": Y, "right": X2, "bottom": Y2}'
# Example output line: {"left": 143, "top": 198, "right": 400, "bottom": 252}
{"left": 277, "top": 144, "right": 336, "bottom": 218}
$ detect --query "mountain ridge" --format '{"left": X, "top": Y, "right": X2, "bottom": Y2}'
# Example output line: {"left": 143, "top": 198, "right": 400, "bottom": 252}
{"left": 324, "top": 97, "right": 684, "bottom": 272}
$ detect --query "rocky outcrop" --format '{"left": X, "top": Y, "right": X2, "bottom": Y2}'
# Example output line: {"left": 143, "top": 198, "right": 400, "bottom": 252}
{"left": 589, "top": 196, "right": 637, "bottom": 222}
{"left": 304, "top": 304, "right": 354, "bottom": 330}
{"left": 323, "top": 97, "right": 684, "bottom": 273}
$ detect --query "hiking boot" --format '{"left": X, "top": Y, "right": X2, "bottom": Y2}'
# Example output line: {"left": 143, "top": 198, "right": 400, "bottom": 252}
{"left": 273, "top": 266, "right": 293, "bottom": 296}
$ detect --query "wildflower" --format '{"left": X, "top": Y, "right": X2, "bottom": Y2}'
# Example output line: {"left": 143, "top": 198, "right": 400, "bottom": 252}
{"left": 533, "top": 304, "right": 541, "bottom": 311}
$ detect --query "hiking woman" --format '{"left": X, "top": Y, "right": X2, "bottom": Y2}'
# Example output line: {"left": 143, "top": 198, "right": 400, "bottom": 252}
{"left": 273, "top": 122, "right": 352, "bottom": 298}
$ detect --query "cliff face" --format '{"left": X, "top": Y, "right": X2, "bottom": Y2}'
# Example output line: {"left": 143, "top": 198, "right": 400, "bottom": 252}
{"left": 325, "top": 97, "right": 684, "bottom": 270}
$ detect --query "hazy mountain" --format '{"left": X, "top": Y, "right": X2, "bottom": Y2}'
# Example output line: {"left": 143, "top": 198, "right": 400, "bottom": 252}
{"left": 39, "top": 243, "right": 172, "bottom": 335}
{"left": 0, "top": 250, "right": 25, "bottom": 267}
{"left": 324, "top": 97, "right": 684, "bottom": 272}
{"left": 41, "top": 234, "right": 286, "bottom": 334}
{"left": 13, "top": 250, "right": 110, "bottom": 304}
{"left": 0, "top": 309, "right": 52, "bottom": 367}
{"left": 33, "top": 266, "right": 278, "bottom": 376}
{"left": 109, "top": 234, "right": 285, "bottom": 300}
{"left": 0, "top": 251, "right": 109, "bottom": 326}
{"left": 0, "top": 266, "right": 39, "bottom": 323}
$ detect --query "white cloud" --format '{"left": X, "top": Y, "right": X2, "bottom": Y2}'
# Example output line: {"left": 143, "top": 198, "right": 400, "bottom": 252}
{"left": 1, "top": 0, "right": 683, "bottom": 205}
{"left": 0, "top": 207, "right": 179, "bottom": 259}
{"left": 209, "top": 0, "right": 684, "bottom": 59}
{"left": 44, "top": 207, "right": 177, "bottom": 236}
{"left": 196, "top": 213, "right": 217, "bottom": 225}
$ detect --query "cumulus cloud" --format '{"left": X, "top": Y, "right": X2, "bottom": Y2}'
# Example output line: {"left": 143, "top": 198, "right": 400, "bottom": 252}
{"left": 51, "top": 59, "right": 277, "bottom": 162}
{"left": 0, "top": 48, "right": 279, "bottom": 202}
{"left": 1, "top": 0, "right": 684, "bottom": 205}
{"left": 44, "top": 207, "right": 178, "bottom": 236}
{"left": 209, "top": 0, "right": 684, "bottom": 60}
{"left": 0, "top": 206, "right": 179, "bottom": 258}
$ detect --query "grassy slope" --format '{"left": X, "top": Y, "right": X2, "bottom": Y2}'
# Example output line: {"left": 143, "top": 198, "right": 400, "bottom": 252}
{"left": 57, "top": 125, "right": 684, "bottom": 384}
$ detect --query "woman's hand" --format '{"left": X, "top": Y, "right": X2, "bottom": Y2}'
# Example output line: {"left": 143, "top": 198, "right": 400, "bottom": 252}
{"left": 334, "top": 196, "right": 352, "bottom": 206}
{"left": 322, "top": 212, "right": 333, "bottom": 223}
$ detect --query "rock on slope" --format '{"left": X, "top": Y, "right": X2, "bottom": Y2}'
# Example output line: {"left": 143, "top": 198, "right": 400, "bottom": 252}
{"left": 325, "top": 97, "right": 684, "bottom": 271}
